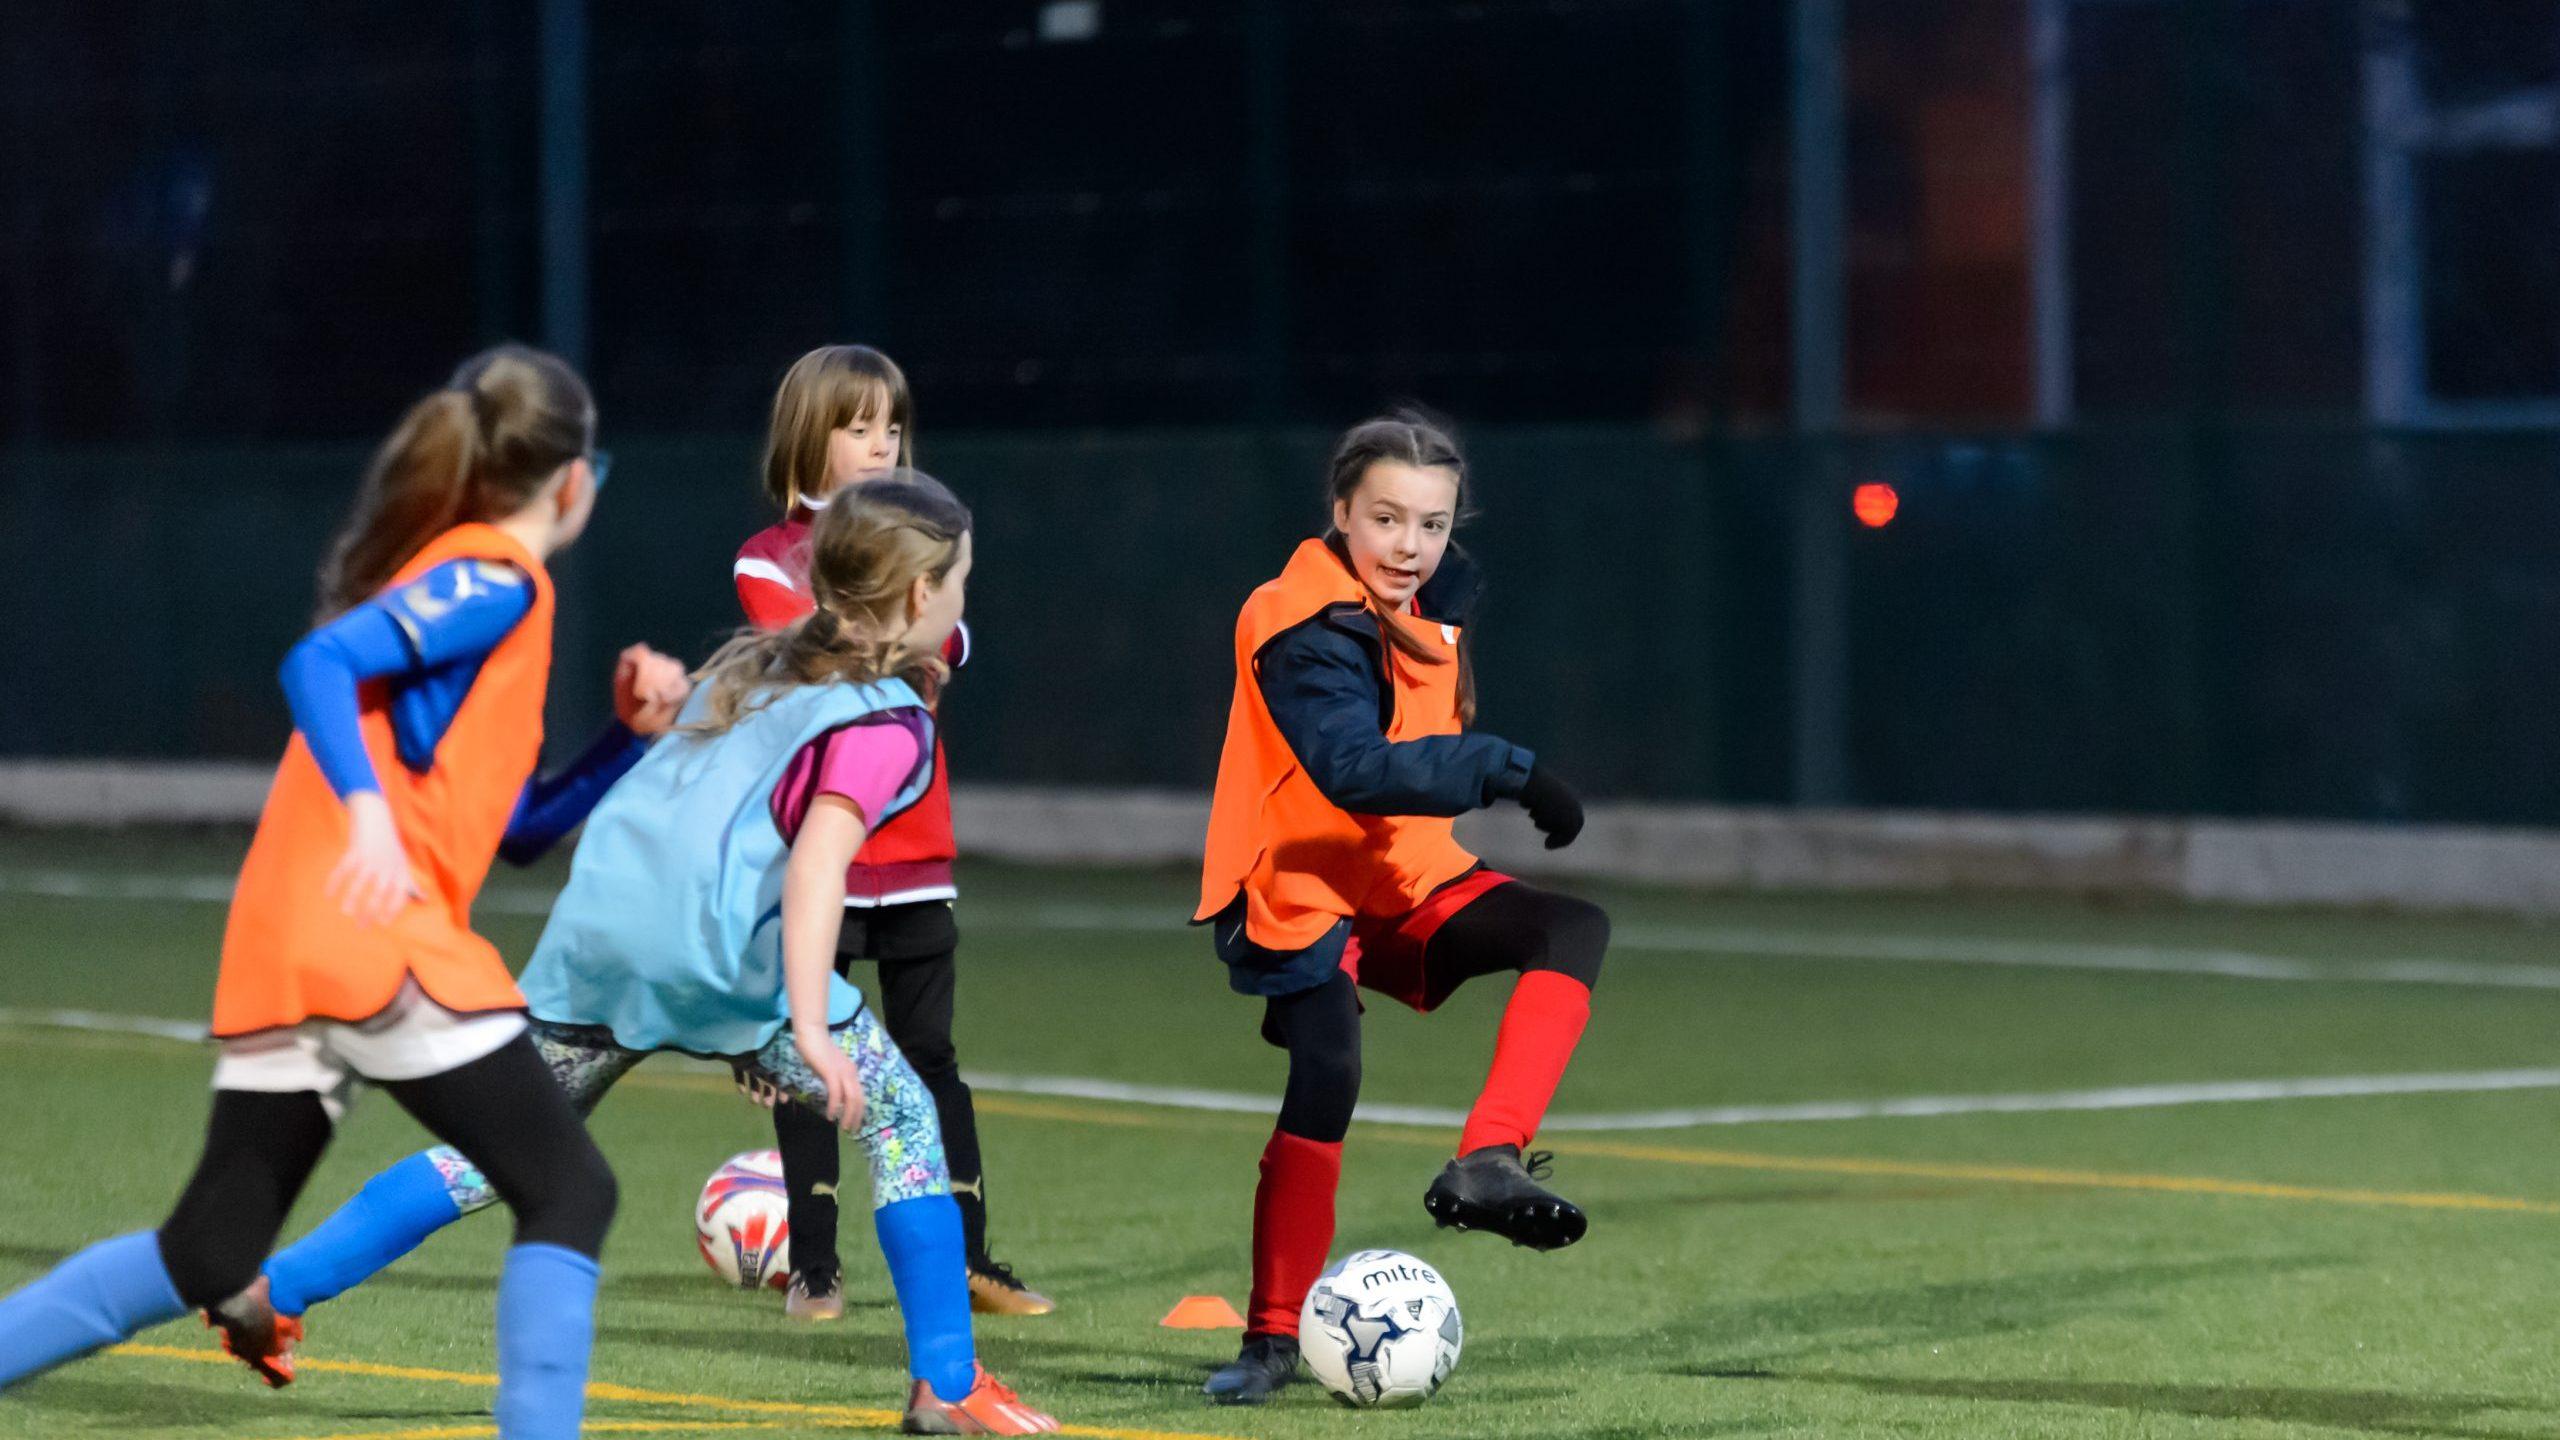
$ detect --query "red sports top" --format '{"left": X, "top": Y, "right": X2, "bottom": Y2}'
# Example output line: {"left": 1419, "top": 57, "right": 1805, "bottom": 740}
{"left": 735, "top": 510, "right": 966, "bottom": 905}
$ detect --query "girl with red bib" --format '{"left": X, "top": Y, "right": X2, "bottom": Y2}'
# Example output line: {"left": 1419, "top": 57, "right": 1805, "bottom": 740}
{"left": 1195, "top": 413, "right": 1606, "bottom": 1405}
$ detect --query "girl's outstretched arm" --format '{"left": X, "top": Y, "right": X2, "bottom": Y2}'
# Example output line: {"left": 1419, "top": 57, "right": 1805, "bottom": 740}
{"left": 781, "top": 795, "right": 871, "bottom": 1130}
{"left": 1256, "top": 618, "right": 1530, "bottom": 816}
{"left": 496, "top": 646, "right": 689, "bottom": 865}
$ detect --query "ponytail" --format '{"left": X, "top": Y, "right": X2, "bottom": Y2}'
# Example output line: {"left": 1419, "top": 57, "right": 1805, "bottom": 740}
{"left": 315, "top": 344, "right": 594, "bottom": 620}
{"left": 316, "top": 390, "right": 481, "bottom": 619}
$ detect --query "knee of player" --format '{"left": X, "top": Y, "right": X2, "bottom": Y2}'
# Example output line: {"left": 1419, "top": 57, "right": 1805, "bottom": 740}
{"left": 894, "top": 1030, "right": 960, "bottom": 1079}
{"left": 1291, "top": 1037, "right": 1362, "bottom": 1101}
{"left": 1534, "top": 896, "right": 1610, "bottom": 990}
{"left": 577, "top": 1151, "right": 621, "bottom": 1227}
{"left": 861, "top": 1053, "right": 945, "bottom": 1147}
{"left": 890, "top": 1088, "right": 947, "bottom": 1151}
{"left": 531, "top": 1142, "right": 618, "bottom": 1235}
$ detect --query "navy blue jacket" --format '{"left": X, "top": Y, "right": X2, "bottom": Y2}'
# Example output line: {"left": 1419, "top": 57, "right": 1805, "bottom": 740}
{"left": 1251, "top": 539, "right": 1533, "bottom": 818}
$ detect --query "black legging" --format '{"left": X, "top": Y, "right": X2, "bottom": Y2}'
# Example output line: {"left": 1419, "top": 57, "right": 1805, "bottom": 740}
{"left": 1265, "top": 881, "right": 1607, "bottom": 1146}
{"left": 156, "top": 1034, "right": 617, "bottom": 1309}
{"left": 772, "top": 904, "right": 986, "bottom": 1276}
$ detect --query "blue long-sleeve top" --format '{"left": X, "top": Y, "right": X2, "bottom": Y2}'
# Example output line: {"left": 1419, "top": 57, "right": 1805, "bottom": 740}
{"left": 276, "top": 557, "right": 651, "bottom": 866}
{"left": 1252, "top": 541, "right": 1533, "bottom": 818}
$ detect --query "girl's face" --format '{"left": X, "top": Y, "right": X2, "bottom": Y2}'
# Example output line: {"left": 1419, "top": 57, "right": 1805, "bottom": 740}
{"left": 819, "top": 405, "right": 903, "bottom": 498}
{"left": 1331, "top": 460, "right": 1458, "bottom": 611}
{"left": 903, "top": 531, "right": 972, "bottom": 657}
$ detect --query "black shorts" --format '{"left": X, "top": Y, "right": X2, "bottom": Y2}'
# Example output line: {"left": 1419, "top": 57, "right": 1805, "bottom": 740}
{"left": 835, "top": 900, "right": 958, "bottom": 970}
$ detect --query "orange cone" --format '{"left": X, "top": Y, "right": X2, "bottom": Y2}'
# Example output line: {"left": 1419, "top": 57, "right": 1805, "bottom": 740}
{"left": 1158, "top": 1295, "right": 1246, "bottom": 1329}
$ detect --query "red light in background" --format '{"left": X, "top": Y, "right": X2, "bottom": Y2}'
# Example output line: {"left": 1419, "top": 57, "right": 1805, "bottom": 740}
{"left": 1852, "top": 482, "right": 1900, "bottom": 529}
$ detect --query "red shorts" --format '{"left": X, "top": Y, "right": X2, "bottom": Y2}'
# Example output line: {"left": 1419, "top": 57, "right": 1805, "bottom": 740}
{"left": 1341, "top": 869, "right": 1515, "bottom": 1013}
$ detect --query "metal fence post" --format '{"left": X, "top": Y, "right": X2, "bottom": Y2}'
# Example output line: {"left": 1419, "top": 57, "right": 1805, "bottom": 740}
{"left": 538, "top": 0, "right": 600, "bottom": 729}
{"left": 1790, "top": 0, "right": 1850, "bottom": 806}
{"left": 837, "top": 0, "right": 887, "bottom": 344}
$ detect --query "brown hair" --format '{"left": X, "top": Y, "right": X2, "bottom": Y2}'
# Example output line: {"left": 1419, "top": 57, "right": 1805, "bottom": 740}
{"left": 688, "top": 470, "right": 972, "bottom": 736}
{"left": 316, "top": 344, "right": 594, "bottom": 619}
{"left": 1323, "top": 409, "right": 1477, "bottom": 721}
{"left": 762, "top": 344, "right": 914, "bottom": 512}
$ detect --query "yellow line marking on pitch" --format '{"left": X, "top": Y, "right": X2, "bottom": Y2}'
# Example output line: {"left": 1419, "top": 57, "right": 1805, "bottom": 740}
{"left": 110, "top": 1343, "right": 1242, "bottom": 1440}
{"left": 1520, "top": 1137, "right": 2560, "bottom": 1214}
{"left": 117, "top": 1344, "right": 501, "bottom": 1386}
{"left": 961, "top": 1093, "right": 1166, "bottom": 1128}
{"left": 272, "top": 1428, "right": 504, "bottom": 1440}
{"left": 26, "top": 1024, "right": 2558, "bottom": 1218}
{"left": 268, "top": 1414, "right": 788, "bottom": 1424}
{"left": 977, "top": 1091, "right": 2560, "bottom": 1216}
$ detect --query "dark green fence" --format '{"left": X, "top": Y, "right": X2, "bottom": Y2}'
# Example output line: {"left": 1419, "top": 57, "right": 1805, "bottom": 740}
{"left": 9, "top": 424, "right": 2560, "bottom": 825}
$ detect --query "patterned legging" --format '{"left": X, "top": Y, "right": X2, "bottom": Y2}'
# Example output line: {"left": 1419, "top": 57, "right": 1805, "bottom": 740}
{"left": 428, "top": 1006, "right": 948, "bottom": 1216}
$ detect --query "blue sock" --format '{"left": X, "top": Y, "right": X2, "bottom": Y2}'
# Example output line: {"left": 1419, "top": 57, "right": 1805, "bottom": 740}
{"left": 494, "top": 1244, "right": 597, "bottom": 1440}
{"left": 875, "top": 1195, "right": 977, "bottom": 1404}
{"left": 263, "top": 1150, "right": 467, "bottom": 1317}
{"left": 0, "top": 1232, "right": 187, "bottom": 1388}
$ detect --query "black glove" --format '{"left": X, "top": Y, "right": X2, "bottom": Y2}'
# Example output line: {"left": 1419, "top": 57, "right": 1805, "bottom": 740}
{"left": 1515, "top": 762, "right": 1584, "bottom": 850}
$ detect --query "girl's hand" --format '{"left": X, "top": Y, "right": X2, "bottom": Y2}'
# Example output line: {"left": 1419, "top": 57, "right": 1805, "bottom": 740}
{"left": 735, "top": 1071, "right": 788, "bottom": 1109}
{"left": 1515, "top": 762, "right": 1586, "bottom": 850}
{"left": 794, "top": 1025, "right": 867, "bottom": 1133}
{"left": 327, "top": 791, "right": 420, "bottom": 925}
{"left": 613, "top": 644, "right": 691, "bottom": 735}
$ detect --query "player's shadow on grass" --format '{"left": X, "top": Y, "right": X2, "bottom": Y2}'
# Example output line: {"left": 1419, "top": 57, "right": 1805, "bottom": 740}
{"left": 914, "top": 1237, "right": 1257, "bottom": 1328}
{"left": 0, "top": 1240, "right": 72, "bottom": 1270}
{"left": 359, "top": 1266, "right": 891, "bottom": 1310}
{"left": 1064, "top": 1362, "right": 1240, "bottom": 1390}
{"left": 606, "top": 1317, "right": 1217, "bottom": 1395}
{"left": 605, "top": 1321, "right": 915, "bottom": 1371}
{"left": 1720, "top": 1370, "right": 2549, "bottom": 1440}
{"left": 606, "top": 1271, "right": 894, "bottom": 1307}
{"left": 7, "top": 1372, "right": 282, "bottom": 1426}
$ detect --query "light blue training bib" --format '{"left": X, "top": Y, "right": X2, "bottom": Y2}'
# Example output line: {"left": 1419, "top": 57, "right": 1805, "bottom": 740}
{"left": 521, "top": 675, "right": 934, "bottom": 1056}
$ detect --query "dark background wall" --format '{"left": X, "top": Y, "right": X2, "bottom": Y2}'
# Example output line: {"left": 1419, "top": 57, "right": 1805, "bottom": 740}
{"left": 4, "top": 1, "right": 2558, "bottom": 825}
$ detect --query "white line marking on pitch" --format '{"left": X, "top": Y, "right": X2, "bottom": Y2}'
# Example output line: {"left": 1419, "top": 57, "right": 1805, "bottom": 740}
{"left": 0, "top": 868, "right": 560, "bottom": 915}
{"left": 973, "top": 900, "right": 2560, "bottom": 992}
{"left": 7, "top": 1004, "right": 2559, "bottom": 1132}
{"left": 0, "top": 1007, "right": 208, "bottom": 1042}
{"left": 961, "top": 1067, "right": 2560, "bottom": 1131}
{"left": 13, "top": 867, "right": 2560, "bottom": 991}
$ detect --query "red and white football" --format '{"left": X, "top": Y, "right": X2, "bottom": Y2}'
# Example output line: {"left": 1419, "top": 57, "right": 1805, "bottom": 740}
{"left": 694, "top": 1149, "right": 792, "bottom": 1290}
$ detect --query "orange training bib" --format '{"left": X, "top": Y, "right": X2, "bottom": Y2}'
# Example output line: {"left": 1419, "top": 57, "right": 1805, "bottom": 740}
{"left": 212, "top": 524, "right": 554, "bottom": 1037}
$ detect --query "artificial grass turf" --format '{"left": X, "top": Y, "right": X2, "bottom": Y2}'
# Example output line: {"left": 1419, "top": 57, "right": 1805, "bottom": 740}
{"left": 4, "top": 829, "right": 2560, "bottom": 1437}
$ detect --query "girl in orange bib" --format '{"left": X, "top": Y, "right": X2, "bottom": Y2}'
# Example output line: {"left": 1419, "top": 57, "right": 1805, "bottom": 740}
{"left": 0, "top": 345, "right": 687, "bottom": 1440}
{"left": 1195, "top": 413, "right": 1608, "bottom": 1405}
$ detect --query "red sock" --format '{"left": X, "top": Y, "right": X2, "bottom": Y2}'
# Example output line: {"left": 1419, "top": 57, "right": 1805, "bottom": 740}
{"left": 1246, "top": 1130, "right": 1342, "bottom": 1337}
{"left": 1458, "top": 970, "right": 1593, "bottom": 1155}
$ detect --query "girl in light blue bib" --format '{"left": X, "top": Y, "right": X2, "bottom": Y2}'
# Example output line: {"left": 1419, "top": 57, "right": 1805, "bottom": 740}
{"left": 244, "top": 474, "right": 1063, "bottom": 1434}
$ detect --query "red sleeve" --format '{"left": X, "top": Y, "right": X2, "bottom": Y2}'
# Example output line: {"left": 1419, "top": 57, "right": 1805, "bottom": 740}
{"left": 737, "top": 572, "right": 814, "bottom": 630}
